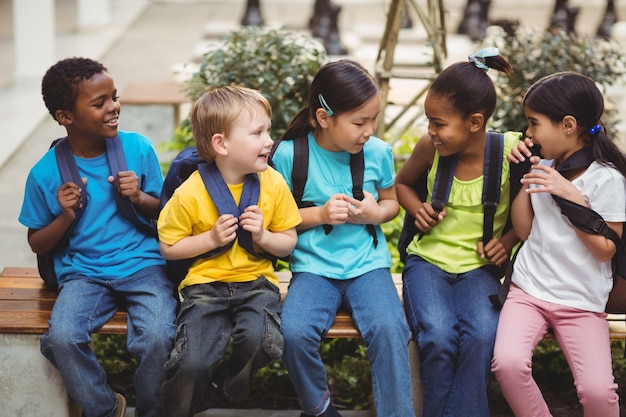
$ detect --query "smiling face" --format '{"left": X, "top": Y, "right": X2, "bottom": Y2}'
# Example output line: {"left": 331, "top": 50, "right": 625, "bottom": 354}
{"left": 218, "top": 104, "right": 274, "bottom": 181}
{"left": 424, "top": 92, "right": 474, "bottom": 157}
{"left": 60, "top": 71, "right": 120, "bottom": 143}
{"left": 316, "top": 93, "right": 380, "bottom": 154}
{"left": 524, "top": 106, "right": 578, "bottom": 162}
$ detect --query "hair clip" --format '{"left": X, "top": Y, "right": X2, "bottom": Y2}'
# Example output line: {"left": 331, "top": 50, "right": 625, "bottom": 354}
{"left": 468, "top": 47, "right": 499, "bottom": 72}
{"left": 589, "top": 124, "right": 602, "bottom": 135}
{"left": 318, "top": 94, "right": 334, "bottom": 116}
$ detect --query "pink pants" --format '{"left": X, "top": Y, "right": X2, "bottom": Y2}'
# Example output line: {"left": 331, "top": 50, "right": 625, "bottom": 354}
{"left": 491, "top": 284, "right": 619, "bottom": 417}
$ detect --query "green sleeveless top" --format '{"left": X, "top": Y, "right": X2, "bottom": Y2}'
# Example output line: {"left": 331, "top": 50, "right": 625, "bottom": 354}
{"left": 406, "top": 131, "right": 521, "bottom": 273}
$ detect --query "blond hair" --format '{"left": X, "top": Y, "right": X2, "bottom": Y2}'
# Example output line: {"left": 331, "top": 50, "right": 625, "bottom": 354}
{"left": 191, "top": 85, "right": 272, "bottom": 161}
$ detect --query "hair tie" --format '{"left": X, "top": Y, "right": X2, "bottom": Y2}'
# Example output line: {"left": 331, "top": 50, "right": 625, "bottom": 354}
{"left": 468, "top": 47, "right": 499, "bottom": 72}
{"left": 589, "top": 124, "right": 602, "bottom": 135}
{"left": 318, "top": 94, "right": 334, "bottom": 116}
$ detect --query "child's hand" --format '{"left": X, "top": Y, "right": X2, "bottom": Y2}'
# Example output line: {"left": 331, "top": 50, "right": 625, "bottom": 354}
{"left": 507, "top": 137, "right": 534, "bottom": 164}
{"left": 108, "top": 171, "right": 142, "bottom": 204}
{"left": 240, "top": 205, "right": 265, "bottom": 241}
{"left": 321, "top": 194, "right": 350, "bottom": 225}
{"left": 57, "top": 180, "right": 85, "bottom": 218}
{"left": 477, "top": 238, "right": 508, "bottom": 266}
{"left": 209, "top": 214, "right": 238, "bottom": 247}
{"left": 343, "top": 192, "right": 379, "bottom": 224}
{"left": 522, "top": 163, "right": 583, "bottom": 203}
{"left": 412, "top": 202, "right": 446, "bottom": 233}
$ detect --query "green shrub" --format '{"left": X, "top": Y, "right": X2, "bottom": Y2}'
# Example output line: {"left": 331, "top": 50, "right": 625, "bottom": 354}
{"left": 170, "top": 26, "right": 328, "bottom": 151}
{"left": 482, "top": 26, "right": 626, "bottom": 135}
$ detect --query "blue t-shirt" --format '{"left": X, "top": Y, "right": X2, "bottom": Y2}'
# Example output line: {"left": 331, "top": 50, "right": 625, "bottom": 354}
{"left": 272, "top": 132, "right": 394, "bottom": 279}
{"left": 19, "top": 130, "right": 165, "bottom": 283}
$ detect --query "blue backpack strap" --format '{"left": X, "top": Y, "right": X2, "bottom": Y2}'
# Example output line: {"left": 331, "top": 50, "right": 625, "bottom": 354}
{"left": 105, "top": 136, "right": 157, "bottom": 237}
{"left": 482, "top": 131, "right": 504, "bottom": 245}
{"left": 38, "top": 138, "right": 89, "bottom": 290}
{"left": 198, "top": 162, "right": 271, "bottom": 259}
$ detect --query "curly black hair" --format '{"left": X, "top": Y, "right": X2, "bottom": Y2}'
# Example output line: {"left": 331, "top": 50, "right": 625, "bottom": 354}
{"left": 41, "top": 57, "right": 108, "bottom": 121}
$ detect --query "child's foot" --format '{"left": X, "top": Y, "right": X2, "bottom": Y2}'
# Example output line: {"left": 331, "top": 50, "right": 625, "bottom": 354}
{"left": 113, "top": 393, "right": 127, "bottom": 417}
{"left": 300, "top": 403, "right": 342, "bottom": 417}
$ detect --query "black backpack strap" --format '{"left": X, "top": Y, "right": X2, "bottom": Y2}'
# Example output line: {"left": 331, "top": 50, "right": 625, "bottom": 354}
{"left": 482, "top": 132, "right": 504, "bottom": 245}
{"left": 198, "top": 162, "right": 271, "bottom": 260}
{"left": 292, "top": 136, "right": 310, "bottom": 209}
{"left": 431, "top": 155, "right": 456, "bottom": 213}
{"left": 350, "top": 150, "right": 378, "bottom": 247}
{"left": 105, "top": 136, "right": 157, "bottom": 237}
{"left": 415, "top": 153, "right": 456, "bottom": 242}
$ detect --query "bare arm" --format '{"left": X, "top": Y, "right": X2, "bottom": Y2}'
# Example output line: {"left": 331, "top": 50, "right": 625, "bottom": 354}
{"left": 395, "top": 134, "right": 443, "bottom": 232}
{"left": 109, "top": 171, "right": 161, "bottom": 219}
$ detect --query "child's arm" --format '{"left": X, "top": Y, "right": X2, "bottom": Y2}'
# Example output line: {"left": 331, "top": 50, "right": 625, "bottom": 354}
{"left": 478, "top": 228, "right": 519, "bottom": 267}
{"left": 27, "top": 181, "right": 84, "bottom": 254}
{"left": 109, "top": 171, "right": 161, "bottom": 219}
{"left": 240, "top": 205, "right": 298, "bottom": 257}
{"left": 159, "top": 214, "right": 239, "bottom": 260}
{"left": 395, "top": 134, "right": 443, "bottom": 232}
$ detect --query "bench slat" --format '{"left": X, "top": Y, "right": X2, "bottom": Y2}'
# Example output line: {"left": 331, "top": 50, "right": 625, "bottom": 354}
{"left": 2, "top": 267, "right": 623, "bottom": 340}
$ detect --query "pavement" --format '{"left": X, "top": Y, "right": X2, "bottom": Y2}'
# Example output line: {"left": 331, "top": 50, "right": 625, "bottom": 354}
{"left": 0, "top": 0, "right": 624, "bottom": 415}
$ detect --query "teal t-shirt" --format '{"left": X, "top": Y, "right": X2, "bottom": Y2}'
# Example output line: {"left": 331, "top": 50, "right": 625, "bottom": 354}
{"left": 272, "top": 132, "right": 394, "bottom": 279}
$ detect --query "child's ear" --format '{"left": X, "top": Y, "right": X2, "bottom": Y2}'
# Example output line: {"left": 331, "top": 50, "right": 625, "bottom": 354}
{"left": 468, "top": 112, "right": 485, "bottom": 133}
{"left": 562, "top": 115, "right": 578, "bottom": 135}
{"left": 211, "top": 133, "right": 229, "bottom": 156}
{"left": 315, "top": 107, "right": 332, "bottom": 128}
{"left": 55, "top": 110, "right": 72, "bottom": 126}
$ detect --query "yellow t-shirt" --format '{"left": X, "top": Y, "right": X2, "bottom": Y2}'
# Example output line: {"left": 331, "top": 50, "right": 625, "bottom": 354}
{"left": 406, "top": 131, "right": 521, "bottom": 273}
{"left": 157, "top": 166, "right": 301, "bottom": 289}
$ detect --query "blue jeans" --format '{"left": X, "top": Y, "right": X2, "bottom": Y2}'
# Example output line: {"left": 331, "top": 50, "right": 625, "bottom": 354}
{"left": 40, "top": 265, "right": 177, "bottom": 417}
{"left": 157, "top": 276, "right": 283, "bottom": 417}
{"left": 281, "top": 269, "right": 414, "bottom": 417}
{"left": 402, "top": 255, "right": 501, "bottom": 417}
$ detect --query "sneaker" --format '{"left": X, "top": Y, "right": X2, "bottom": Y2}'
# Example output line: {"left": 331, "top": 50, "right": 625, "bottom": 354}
{"left": 300, "top": 403, "right": 343, "bottom": 417}
{"left": 114, "top": 393, "right": 127, "bottom": 417}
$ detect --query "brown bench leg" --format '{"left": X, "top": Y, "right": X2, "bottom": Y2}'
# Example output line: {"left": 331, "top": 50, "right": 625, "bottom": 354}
{"left": 409, "top": 339, "right": 423, "bottom": 417}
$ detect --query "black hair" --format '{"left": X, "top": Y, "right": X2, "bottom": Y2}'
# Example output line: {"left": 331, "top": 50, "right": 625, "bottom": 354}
{"left": 279, "top": 59, "right": 379, "bottom": 141}
{"left": 41, "top": 57, "right": 108, "bottom": 121}
{"left": 524, "top": 71, "right": 626, "bottom": 177}
{"left": 428, "top": 53, "right": 512, "bottom": 120}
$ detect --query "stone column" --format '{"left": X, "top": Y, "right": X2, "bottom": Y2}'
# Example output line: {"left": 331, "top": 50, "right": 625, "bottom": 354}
{"left": 13, "top": 0, "right": 55, "bottom": 80}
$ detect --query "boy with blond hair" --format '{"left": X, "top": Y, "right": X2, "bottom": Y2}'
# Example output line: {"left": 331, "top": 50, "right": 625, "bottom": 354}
{"left": 157, "top": 85, "right": 301, "bottom": 417}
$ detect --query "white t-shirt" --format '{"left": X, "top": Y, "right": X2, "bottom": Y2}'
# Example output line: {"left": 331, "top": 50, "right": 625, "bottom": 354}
{"left": 513, "top": 160, "right": 626, "bottom": 312}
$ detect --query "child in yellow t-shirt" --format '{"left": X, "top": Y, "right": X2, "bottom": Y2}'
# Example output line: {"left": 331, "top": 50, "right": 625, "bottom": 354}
{"left": 157, "top": 85, "right": 301, "bottom": 417}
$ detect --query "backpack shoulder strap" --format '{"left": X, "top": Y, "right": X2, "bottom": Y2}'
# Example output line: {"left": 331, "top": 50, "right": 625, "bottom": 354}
{"left": 482, "top": 131, "right": 504, "bottom": 245}
{"left": 292, "top": 135, "right": 310, "bottom": 208}
{"left": 431, "top": 154, "right": 456, "bottom": 213}
{"left": 198, "top": 162, "right": 271, "bottom": 260}
{"left": 54, "top": 138, "right": 88, "bottom": 228}
{"left": 349, "top": 150, "right": 379, "bottom": 247}
{"left": 105, "top": 136, "right": 157, "bottom": 237}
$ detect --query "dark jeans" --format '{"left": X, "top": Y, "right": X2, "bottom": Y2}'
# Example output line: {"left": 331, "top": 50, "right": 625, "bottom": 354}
{"left": 157, "top": 276, "right": 283, "bottom": 417}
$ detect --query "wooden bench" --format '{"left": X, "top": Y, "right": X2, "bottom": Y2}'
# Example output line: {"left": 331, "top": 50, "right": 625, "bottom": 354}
{"left": 3, "top": 267, "right": 625, "bottom": 416}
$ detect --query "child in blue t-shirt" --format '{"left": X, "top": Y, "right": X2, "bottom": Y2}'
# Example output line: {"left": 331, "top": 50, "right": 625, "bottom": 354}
{"left": 272, "top": 59, "right": 415, "bottom": 417}
{"left": 19, "top": 57, "right": 176, "bottom": 417}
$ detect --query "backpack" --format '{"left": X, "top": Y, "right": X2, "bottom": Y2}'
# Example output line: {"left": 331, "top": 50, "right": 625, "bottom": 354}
{"left": 489, "top": 147, "right": 626, "bottom": 313}
{"left": 274, "top": 134, "right": 378, "bottom": 246}
{"left": 159, "top": 147, "right": 274, "bottom": 287}
{"left": 398, "top": 131, "right": 525, "bottom": 264}
{"left": 39, "top": 136, "right": 156, "bottom": 290}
